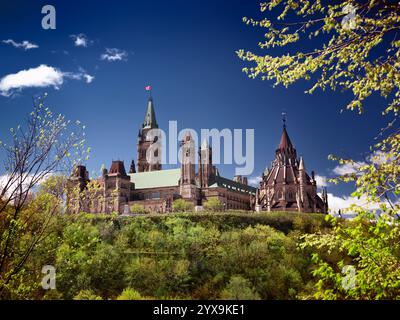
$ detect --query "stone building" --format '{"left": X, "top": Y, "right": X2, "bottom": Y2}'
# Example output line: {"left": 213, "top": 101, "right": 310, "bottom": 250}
{"left": 255, "top": 120, "right": 328, "bottom": 213}
{"left": 67, "top": 96, "right": 256, "bottom": 214}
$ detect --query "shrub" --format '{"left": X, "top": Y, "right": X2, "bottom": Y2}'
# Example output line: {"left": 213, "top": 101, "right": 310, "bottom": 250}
{"left": 172, "top": 199, "right": 194, "bottom": 212}
{"left": 73, "top": 290, "right": 102, "bottom": 300}
{"left": 130, "top": 204, "right": 149, "bottom": 214}
{"left": 220, "top": 276, "right": 260, "bottom": 300}
{"left": 117, "top": 288, "right": 143, "bottom": 300}
{"left": 203, "top": 198, "right": 224, "bottom": 212}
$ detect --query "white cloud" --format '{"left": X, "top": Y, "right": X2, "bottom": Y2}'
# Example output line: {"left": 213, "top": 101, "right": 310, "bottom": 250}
{"left": 2, "top": 39, "right": 39, "bottom": 50}
{"left": 83, "top": 74, "right": 95, "bottom": 83}
{"left": 63, "top": 71, "right": 95, "bottom": 84}
{"left": 0, "top": 65, "right": 64, "bottom": 96}
{"left": 332, "top": 151, "right": 391, "bottom": 176}
{"left": 248, "top": 176, "right": 262, "bottom": 186}
{"left": 77, "top": 67, "right": 95, "bottom": 83}
{"left": 369, "top": 150, "right": 391, "bottom": 165}
{"left": 319, "top": 192, "right": 382, "bottom": 213}
{"left": 0, "top": 173, "right": 50, "bottom": 199}
{"left": 100, "top": 48, "right": 128, "bottom": 62}
{"left": 70, "top": 34, "right": 89, "bottom": 47}
{"left": 315, "top": 174, "right": 329, "bottom": 187}
{"left": 332, "top": 162, "right": 365, "bottom": 175}
{"left": 0, "top": 65, "right": 94, "bottom": 97}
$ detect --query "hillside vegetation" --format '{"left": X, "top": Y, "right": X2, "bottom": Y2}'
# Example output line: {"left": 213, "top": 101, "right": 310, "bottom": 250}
{"left": 3, "top": 211, "right": 331, "bottom": 300}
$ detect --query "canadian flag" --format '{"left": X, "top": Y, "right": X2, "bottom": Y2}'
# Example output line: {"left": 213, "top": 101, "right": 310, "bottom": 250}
{"left": 145, "top": 85, "right": 152, "bottom": 91}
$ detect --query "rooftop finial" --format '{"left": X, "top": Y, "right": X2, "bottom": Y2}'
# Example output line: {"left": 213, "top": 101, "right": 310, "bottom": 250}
{"left": 282, "top": 112, "right": 287, "bottom": 128}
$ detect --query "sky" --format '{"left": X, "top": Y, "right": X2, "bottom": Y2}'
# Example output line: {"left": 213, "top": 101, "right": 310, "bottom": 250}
{"left": 0, "top": 0, "right": 391, "bottom": 211}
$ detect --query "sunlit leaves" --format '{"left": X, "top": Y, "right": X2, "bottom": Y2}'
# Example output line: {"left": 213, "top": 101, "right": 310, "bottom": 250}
{"left": 237, "top": 1, "right": 400, "bottom": 115}
{"left": 239, "top": 1, "right": 400, "bottom": 299}
{"left": 0, "top": 93, "right": 90, "bottom": 297}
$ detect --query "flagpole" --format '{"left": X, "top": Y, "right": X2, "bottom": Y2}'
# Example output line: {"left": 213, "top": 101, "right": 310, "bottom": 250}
{"left": 146, "top": 85, "right": 152, "bottom": 98}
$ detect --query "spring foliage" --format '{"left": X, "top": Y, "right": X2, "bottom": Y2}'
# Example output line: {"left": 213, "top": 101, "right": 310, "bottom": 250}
{"left": 1, "top": 210, "right": 328, "bottom": 300}
{"left": 237, "top": 0, "right": 400, "bottom": 299}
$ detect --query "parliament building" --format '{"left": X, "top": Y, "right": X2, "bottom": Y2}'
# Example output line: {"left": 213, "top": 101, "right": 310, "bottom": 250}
{"left": 67, "top": 96, "right": 328, "bottom": 214}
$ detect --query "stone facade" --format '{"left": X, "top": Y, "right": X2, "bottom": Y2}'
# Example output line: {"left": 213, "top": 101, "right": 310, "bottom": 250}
{"left": 67, "top": 96, "right": 256, "bottom": 214}
{"left": 255, "top": 122, "right": 328, "bottom": 213}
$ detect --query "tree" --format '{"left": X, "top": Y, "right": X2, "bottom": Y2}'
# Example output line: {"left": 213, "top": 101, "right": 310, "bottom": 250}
{"left": 55, "top": 221, "right": 126, "bottom": 299}
{"left": 220, "top": 276, "right": 260, "bottom": 300}
{"left": 0, "top": 94, "right": 88, "bottom": 297}
{"left": 203, "top": 198, "right": 224, "bottom": 212}
{"left": 172, "top": 199, "right": 194, "bottom": 212}
{"left": 237, "top": 1, "right": 400, "bottom": 299}
{"left": 237, "top": 1, "right": 400, "bottom": 116}
{"left": 300, "top": 213, "right": 400, "bottom": 299}
{"left": 39, "top": 175, "right": 68, "bottom": 200}
{"left": 130, "top": 204, "right": 149, "bottom": 214}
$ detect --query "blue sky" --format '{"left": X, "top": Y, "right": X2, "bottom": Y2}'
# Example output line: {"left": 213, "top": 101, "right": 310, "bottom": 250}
{"left": 0, "top": 0, "right": 391, "bottom": 210}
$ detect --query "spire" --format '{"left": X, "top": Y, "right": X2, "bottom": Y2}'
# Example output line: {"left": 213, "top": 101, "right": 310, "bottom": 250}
{"left": 129, "top": 159, "right": 136, "bottom": 174}
{"left": 278, "top": 126, "right": 294, "bottom": 151}
{"left": 142, "top": 97, "right": 158, "bottom": 129}
{"left": 277, "top": 112, "right": 295, "bottom": 152}
{"left": 201, "top": 138, "right": 209, "bottom": 150}
{"left": 299, "top": 156, "right": 305, "bottom": 171}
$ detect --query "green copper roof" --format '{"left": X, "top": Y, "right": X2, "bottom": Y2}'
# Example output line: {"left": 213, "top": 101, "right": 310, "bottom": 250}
{"left": 129, "top": 167, "right": 256, "bottom": 195}
{"left": 142, "top": 97, "right": 158, "bottom": 129}
{"left": 209, "top": 176, "right": 256, "bottom": 194}
{"left": 129, "top": 168, "right": 180, "bottom": 189}
{"left": 208, "top": 175, "right": 257, "bottom": 195}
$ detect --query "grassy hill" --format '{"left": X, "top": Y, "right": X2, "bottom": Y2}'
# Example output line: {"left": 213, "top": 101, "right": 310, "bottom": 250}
{"left": 3, "top": 210, "right": 333, "bottom": 300}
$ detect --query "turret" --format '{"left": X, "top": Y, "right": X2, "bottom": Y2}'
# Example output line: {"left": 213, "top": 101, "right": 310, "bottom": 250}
{"left": 137, "top": 95, "right": 162, "bottom": 172}
{"left": 298, "top": 156, "right": 309, "bottom": 210}
{"left": 179, "top": 132, "right": 198, "bottom": 201}
{"left": 299, "top": 156, "right": 305, "bottom": 172}
{"left": 180, "top": 132, "right": 196, "bottom": 185}
{"left": 71, "top": 165, "right": 89, "bottom": 191}
{"left": 199, "top": 138, "right": 212, "bottom": 188}
{"left": 104, "top": 160, "right": 132, "bottom": 213}
{"left": 129, "top": 159, "right": 136, "bottom": 174}
{"left": 67, "top": 165, "right": 90, "bottom": 213}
